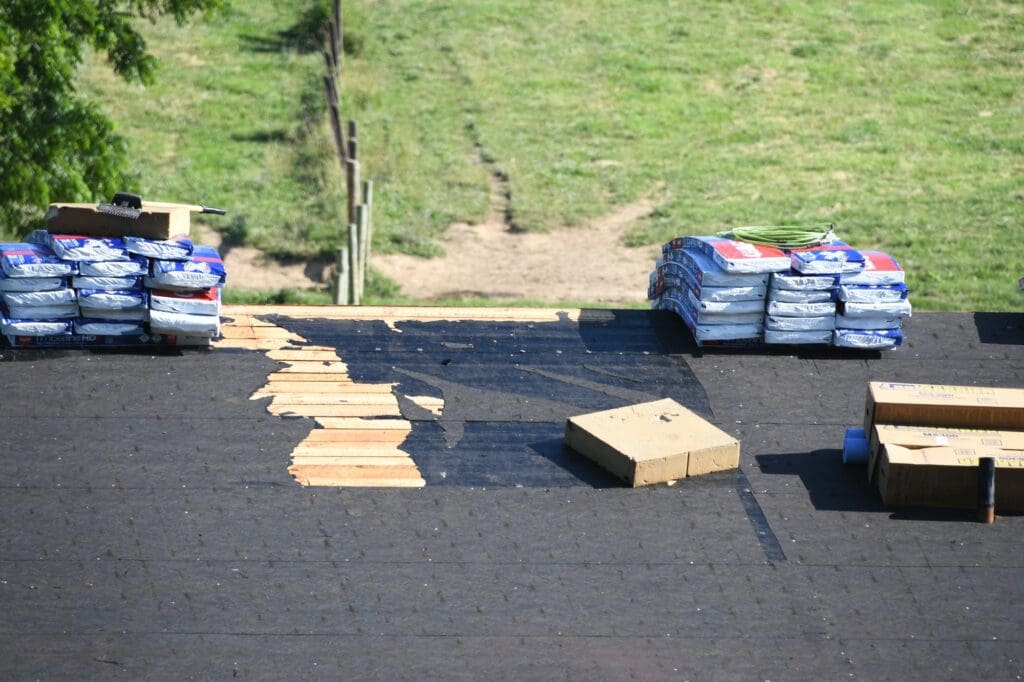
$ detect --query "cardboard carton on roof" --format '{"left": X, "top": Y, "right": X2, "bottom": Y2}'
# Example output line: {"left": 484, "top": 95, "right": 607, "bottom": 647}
{"left": 45, "top": 201, "right": 202, "bottom": 240}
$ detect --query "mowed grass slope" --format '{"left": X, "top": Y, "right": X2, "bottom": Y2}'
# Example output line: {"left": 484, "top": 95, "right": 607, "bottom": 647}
{"left": 344, "top": 1, "right": 1023, "bottom": 310}
{"left": 78, "top": 3, "right": 346, "bottom": 259}
{"left": 79, "top": 2, "right": 1022, "bottom": 310}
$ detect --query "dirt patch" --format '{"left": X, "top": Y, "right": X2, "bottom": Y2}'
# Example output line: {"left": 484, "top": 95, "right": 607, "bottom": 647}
{"left": 194, "top": 224, "right": 332, "bottom": 292}
{"left": 196, "top": 186, "right": 660, "bottom": 305}
{"left": 373, "top": 181, "right": 662, "bottom": 305}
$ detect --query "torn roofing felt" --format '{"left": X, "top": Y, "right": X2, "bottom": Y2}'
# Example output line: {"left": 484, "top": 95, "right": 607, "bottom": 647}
{"left": 265, "top": 312, "right": 711, "bottom": 487}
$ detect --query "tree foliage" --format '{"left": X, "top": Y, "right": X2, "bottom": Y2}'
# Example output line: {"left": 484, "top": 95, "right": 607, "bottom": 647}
{"left": 0, "top": 1, "right": 222, "bottom": 235}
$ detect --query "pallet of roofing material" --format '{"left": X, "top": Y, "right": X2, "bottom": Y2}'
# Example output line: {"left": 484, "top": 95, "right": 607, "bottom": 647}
{"left": 149, "top": 288, "right": 221, "bottom": 316}
{"left": 867, "top": 424, "right": 1024, "bottom": 485}
{"left": 124, "top": 235, "right": 194, "bottom": 261}
{"left": 876, "top": 444, "right": 1024, "bottom": 511}
{"left": 565, "top": 398, "right": 740, "bottom": 485}
{"left": 4, "top": 331, "right": 211, "bottom": 348}
{"left": 832, "top": 328, "right": 903, "bottom": 349}
{"left": 77, "top": 256, "right": 148, "bottom": 277}
{"left": 148, "top": 309, "right": 221, "bottom": 337}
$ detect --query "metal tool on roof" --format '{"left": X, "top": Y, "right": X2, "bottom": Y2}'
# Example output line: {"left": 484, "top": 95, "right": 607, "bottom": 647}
{"left": 98, "top": 192, "right": 227, "bottom": 220}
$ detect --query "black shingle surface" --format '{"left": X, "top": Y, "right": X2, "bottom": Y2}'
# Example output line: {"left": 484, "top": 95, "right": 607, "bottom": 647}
{"left": 0, "top": 311, "right": 1022, "bottom": 680}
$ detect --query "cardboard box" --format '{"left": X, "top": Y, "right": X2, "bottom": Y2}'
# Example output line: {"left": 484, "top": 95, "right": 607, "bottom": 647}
{"left": 564, "top": 398, "right": 739, "bottom": 486}
{"left": 864, "top": 382, "right": 1024, "bottom": 433}
{"left": 868, "top": 424, "right": 1024, "bottom": 483}
{"left": 46, "top": 202, "right": 191, "bottom": 240}
{"left": 877, "top": 444, "right": 1024, "bottom": 511}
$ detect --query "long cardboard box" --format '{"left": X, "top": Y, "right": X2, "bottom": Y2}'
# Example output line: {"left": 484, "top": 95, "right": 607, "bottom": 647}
{"left": 46, "top": 202, "right": 191, "bottom": 239}
{"left": 864, "top": 382, "right": 1024, "bottom": 433}
{"left": 877, "top": 444, "right": 1024, "bottom": 511}
{"left": 564, "top": 398, "right": 739, "bottom": 486}
{"left": 868, "top": 424, "right": 1024, "bottom": 484}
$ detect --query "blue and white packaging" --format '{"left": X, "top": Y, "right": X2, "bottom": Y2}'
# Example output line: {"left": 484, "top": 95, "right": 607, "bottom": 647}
{"left": 74, "top": 319, "right": 146, "bottom": 336}
{"left": 1, "top": 317, "right": 74, "bottom": 336}
{"left": 47, "top": 235, "right": 128, "bottom": 262}
{"left": 687, "top": 288, "right": 765, "bottom": 314}
{"left": 765, "top": 315, "right": 835, "bottom": 331}
{"left": 838, "top": 300, "right": 912, "bottom": 318}
{"left": 150, "top": 288, "right": 221, "bottom": 316}
{"left": 0, "top": 243, "right": 76, "bottom": 277}
{"left": 2, "top": 288, "right": 76, "bottom": 308}
{"left": 3, "top": 303, "right": 78, "bottom": 320}
{"left": 841, "top": 251, "right": 904, "bottom": 286}
{"left": 149, "top": 246, "right": 226, "bottom": 290}
{"left": 789, "top": 242, "right": 865, "bottom": 275}
{"left": 78, "top": 306, "right": 148, "bottom": 322}
{"left": 837, "top": 283, "right": 908, "bottom": 304}
{"left": 679, "top": 236, "right": 790, "bottom": 274}
{"left": 660, "top": 247, "right": 770, "bottom": 287}
{"left": 78, "top": 255, "right": 149, "bottom": 277}
{"left": 656, "top": 290, "right": 762, "bottom": 343}
{"left": 124, "top": 235, "right": 194, "bottom": 261}
{"left": 72, "top": 276, "right": 143, "bottom": 291}
{"left": 0, "top": 272, "right": 66, "bottom": 292}
{"left": 767, "top": 287, "right": 834, "bottom": 303}
{"left": 770, "top": 272, "right": 839, "bottom": 290}
{"left": 834, "top": 313, "right": 902, "bottom": 330}
{"left": 833, "top": 328, "right": 903, "bottom": 349}
{"left": 767, "top": 300, "right": 837, "bottom": 317}
{"left": 764, "top": 329, "right": 832, "bottom": 345}
{"left": 76, "top": 288, "right": 148, "bottom": 311}
{"left": 148, "top": 309, "right": 221, "bottom": 336}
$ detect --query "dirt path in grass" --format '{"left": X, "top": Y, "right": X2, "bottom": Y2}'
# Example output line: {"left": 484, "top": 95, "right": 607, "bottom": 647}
{"left": 198, "top": 180, "right": 661, "bottom": 306}
{"left": 194, "top": 224, "right": 332, "bottom": 292}
{"left": 373, "top": 174, "right": 662, "bottom": 306}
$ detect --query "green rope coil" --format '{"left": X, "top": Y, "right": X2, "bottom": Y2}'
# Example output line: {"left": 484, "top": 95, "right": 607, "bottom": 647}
{"left": 717, "top": 223, "right": 835, "bottom": 249}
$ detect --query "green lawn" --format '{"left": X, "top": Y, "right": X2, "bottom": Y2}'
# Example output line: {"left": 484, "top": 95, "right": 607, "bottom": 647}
{"left": 81, "top": 1, "right": 1022, "bottom": 310}
{"left": 77, "top": 2, "right": 346, "bottom": 260}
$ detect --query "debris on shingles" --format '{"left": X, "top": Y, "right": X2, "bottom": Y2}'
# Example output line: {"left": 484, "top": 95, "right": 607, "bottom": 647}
{"left": 564, "top": 398, "right": 739, "bottom": 487}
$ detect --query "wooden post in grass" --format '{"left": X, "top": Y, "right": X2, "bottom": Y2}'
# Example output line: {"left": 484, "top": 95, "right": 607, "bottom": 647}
{"left": 323, "top": 74, "right": 345, "bottom": 171}
{"left": 334, "top": 246, "right": 349, "bottom": 305}
{"left": 348, "top": 222, "right": 360, "bottom": 305}
{"left": 355, "top": 203, "right": 368, "bottom": 302}
{"left": 333, "top": 0, "right": 342, "bottom": 72}
{"left": 361, "top": 179, "right": 374, "bottom": 286}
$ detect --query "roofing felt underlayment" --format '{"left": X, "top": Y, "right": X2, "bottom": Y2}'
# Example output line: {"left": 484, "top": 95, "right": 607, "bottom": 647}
{"left": 1, "top": 306, "right": 1022, "bottom": 679}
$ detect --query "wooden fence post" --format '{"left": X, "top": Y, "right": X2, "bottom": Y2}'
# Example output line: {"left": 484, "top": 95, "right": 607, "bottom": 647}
{"left": 348, "top": 223, "right": 360, "bottom": 305}
{"left": 361, "top": 180, "right": 373, "bottom": 289}
{"left": 334, "top": 246, "right": 349, "bottom": 305}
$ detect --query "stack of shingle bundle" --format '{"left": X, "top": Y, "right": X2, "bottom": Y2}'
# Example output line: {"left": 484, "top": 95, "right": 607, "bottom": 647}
{"left": 649, "top": 236, "right": 784, "bottom": 345}
{"left": 141, "top": 241, "right": 225, "bottom": 337}
{"left": 833, "top": 251, "right": 910, "bottom": 349}
{"left": 46, "top": 234, "right": 151, "bottom": 336}
{"left": 0, "top": 242, "right": 77, "bottom": 337}
{"left": 762, "top": 242, "right": 861, "bottom": 345}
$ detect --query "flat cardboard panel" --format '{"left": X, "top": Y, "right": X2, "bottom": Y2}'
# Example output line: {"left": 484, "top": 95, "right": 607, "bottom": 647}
{"left": 564, "top": 398, "right": 739, "bottom": 487}
{"left": 864, "top": 382, "right": 1024, "bottom": 433}
{"left": 868, "top": 424, "right": 1024, "bottom": 483}
{"left": 46, "top": 202, "right": 191, "bottom": 239}
{"left": 877, "top": 444, "right": 1024, "bottom": 511}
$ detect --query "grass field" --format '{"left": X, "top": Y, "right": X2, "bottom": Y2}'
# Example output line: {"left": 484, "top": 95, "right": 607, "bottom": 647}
{"left": 80, "top": 1, "right": 1023, "bottom": 310}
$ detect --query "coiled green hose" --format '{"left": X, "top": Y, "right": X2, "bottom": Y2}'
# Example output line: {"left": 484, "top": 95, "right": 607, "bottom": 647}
{"left": 717, "top": 223, "right": 835, "bottom": 249}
